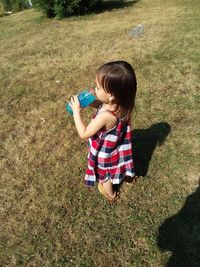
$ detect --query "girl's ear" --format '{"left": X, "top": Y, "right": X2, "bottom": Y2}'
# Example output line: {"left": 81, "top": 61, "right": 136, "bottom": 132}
{"left": 109, "top": 94, "right": 114, "bottom": 102}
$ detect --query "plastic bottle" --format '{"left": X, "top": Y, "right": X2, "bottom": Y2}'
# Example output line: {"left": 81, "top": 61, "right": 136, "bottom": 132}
{"left": 66, "top": 89, "right": 96, "bottom": 115}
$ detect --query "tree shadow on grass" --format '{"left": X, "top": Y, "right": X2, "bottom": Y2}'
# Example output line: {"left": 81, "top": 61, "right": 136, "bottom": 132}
{"left": 132, "top": 122, "right": 171, "bottom": 178}
{"left": 157, "top": 184, "right": 200, "bottom": 266}
{"left": 95, "top": 0, "right": 139, "bottom": 13}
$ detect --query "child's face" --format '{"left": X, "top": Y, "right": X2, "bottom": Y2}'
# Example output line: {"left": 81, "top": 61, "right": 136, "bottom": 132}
{"left": 94, "top": 76, "right": 112, "bottom": 104}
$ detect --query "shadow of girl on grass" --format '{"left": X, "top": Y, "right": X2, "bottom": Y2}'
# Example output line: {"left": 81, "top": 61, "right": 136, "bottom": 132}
{"left": 122, "top": 122, "right": 171, "bottom": 186}
{"left": 157, "top": 183, "right": 200, "bottom": 266}
{"left": 132, "top": 122, "right": 171, "bottom": 177}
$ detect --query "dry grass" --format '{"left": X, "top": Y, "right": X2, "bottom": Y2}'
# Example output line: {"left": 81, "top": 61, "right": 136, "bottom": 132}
{"left": 0, "top": 0, "right": 200, "bottom": 266}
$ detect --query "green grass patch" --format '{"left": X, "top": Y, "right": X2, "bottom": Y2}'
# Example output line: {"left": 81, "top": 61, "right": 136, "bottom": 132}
{"left": 0, "top": 0, "right": 200, "bottom": 266}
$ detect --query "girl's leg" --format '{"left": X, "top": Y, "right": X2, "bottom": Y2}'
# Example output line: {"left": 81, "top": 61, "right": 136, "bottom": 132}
{"left": 102, "top": 179, "right": 116, "bottom": 198}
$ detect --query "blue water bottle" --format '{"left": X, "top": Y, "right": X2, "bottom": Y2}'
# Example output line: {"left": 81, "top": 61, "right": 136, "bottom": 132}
{"left": 66, "top": 89, "right": 96, "bottom": 115}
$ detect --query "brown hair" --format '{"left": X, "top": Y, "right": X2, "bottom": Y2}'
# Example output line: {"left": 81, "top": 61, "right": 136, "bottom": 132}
{"left": 96, "top": 61, "right": 137, "bottom": 116}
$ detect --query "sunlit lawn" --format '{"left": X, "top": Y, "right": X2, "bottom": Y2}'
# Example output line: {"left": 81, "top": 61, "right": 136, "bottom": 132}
{"left": 0, "top": 0, "right": 200, "bottom": 266}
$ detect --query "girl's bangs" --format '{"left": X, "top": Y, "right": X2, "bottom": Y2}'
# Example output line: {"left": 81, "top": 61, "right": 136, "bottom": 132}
{"left": 96, "top": 66, "right": 110, "bottom": 92}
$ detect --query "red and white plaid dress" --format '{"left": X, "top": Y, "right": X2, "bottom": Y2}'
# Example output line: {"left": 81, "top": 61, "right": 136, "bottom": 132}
{"left": 85, "top": 107, "right": 135, "bottom": 187}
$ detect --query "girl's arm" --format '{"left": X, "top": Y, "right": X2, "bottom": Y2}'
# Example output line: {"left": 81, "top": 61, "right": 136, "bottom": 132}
{"left": 73, "top": 111, "right": 109, "bottom": 140}
{"left": 70, "top": 95, "right": 115, "bottom": 140}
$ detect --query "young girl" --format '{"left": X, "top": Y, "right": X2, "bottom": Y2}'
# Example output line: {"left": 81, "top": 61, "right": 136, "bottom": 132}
{"left": 70, "top": 60, "right": 137, "bottom": 202}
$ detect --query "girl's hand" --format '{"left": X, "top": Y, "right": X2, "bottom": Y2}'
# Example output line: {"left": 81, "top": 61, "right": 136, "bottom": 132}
{"left": 70, "top": 95, "right": 81, "bottom": 114}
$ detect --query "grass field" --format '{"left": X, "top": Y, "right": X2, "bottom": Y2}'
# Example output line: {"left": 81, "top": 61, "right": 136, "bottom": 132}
{"left": 0, "top": 0, "right": 200, "bottom": 266}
